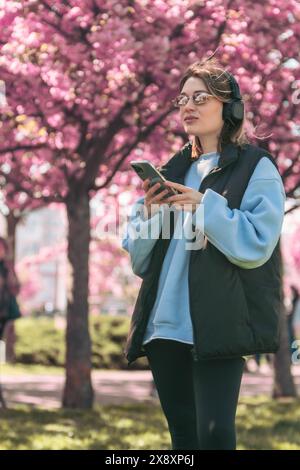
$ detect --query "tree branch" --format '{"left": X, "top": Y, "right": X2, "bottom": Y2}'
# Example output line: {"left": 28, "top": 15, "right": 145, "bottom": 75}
{"left": 90, "top": 106, "right": 175, "bottom": 192}
{"left": 0, "top": 144, "right": 45, "bottom": 155}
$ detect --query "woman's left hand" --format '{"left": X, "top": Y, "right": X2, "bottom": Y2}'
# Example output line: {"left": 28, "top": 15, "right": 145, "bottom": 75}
{"left": 163, "top": 180, "right": 204, "bottom": 213}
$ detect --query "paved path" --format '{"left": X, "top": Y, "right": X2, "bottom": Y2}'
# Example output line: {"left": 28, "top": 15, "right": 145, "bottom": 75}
{"left": 1, "top": 364, "right": 300, "bottom": 409}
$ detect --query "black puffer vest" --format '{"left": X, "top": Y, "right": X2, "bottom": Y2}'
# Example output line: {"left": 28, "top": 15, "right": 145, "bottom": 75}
{"left": 124, "top": 142, "right": 282, "bottom": 366}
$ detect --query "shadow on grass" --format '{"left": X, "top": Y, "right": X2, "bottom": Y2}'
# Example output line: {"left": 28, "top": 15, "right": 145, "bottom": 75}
{"left": 1, "top": 396, "right": 300, "bottom": 450}
{"left": 236, "top": 395, "right": 300, "bottom": 450}
{"left": 0, "top": 402, "right": 170, "bottom": 450}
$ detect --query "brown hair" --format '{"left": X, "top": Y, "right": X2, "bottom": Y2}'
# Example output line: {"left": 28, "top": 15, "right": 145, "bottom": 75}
{"left": 179, "top": 57, "right": 250, "bottom": 159}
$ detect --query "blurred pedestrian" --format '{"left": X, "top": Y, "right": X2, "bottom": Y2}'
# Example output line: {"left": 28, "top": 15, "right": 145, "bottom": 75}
{"left": 0, "top": 236, "right": 21, "bottom": 337}
{"left": 0, "top": 236, "right": 22, "bottom": 409}
{"left": 288, "top": 284, "right": 299, "bottom": 361}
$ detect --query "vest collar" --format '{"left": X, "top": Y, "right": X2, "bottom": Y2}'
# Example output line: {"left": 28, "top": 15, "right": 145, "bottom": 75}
{"left": 160, "top": 141, "right": 242, "bottom": 184}
{"left": 218, "top": 142, "right": 242, "bottom": 168}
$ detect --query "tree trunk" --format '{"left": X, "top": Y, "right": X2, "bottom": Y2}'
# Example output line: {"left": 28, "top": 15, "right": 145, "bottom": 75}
{"left": 62, "top": 192, "right": 94, "bottom": 408}
{"left": 3, "top": 212, "right": 18, "bottom": 362}
{"left": 272, "top": 241, "right": 297, "bottom": 398}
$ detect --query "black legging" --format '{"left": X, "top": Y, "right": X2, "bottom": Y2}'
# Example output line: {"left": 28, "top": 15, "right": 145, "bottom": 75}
{"left": 143, "top": 338, "right": 245, "bottom": 450}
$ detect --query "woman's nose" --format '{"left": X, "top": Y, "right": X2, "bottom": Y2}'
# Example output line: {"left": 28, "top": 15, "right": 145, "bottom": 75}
{"left": 183, "top": 96, "right": 196, "bottom": 108}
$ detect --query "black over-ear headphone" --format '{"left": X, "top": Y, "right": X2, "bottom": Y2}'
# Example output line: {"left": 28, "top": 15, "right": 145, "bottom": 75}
{"left": 221, "top": 71, "right": 244, "bottom": 126}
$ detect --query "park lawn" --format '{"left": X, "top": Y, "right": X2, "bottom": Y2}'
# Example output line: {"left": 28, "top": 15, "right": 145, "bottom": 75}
{"left": 0, "top": 364, "right": 123, "bottom": 375}
{"left": 0, "top": 363, "right": 64, "bottom": 376}
{"left": 0, "top": 396, "right": 300, "bottom": 450}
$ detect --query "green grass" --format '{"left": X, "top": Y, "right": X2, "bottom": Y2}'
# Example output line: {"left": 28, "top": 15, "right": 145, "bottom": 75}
{"left": 237, "top": 395, "right": 300, "bottom": 450}
{"left": 0, "top": 363, "right": 64, "bottom": 375}
{"left": 0, "top": 363, "right": 131, "bottom": 375}
{"left": 1, "top": 396, "right": 300, "bottom": 450}
{"left": 0, "top": 403, "right": 170, "bottom": 450}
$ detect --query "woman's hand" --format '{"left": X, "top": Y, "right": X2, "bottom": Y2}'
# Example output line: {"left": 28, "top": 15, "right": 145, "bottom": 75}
{"left": 142, "top": 178, "right": 170, "bottom": 219}
{"left": 163, "top": 180, "right": 204, "bottom": 213}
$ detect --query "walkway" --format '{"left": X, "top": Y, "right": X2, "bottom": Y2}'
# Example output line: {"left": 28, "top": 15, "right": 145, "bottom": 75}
{"left": 1, "top": 363, "right": 300, "bottom": 408}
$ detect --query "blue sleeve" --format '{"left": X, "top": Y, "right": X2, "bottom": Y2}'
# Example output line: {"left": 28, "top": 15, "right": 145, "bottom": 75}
{"left": 121, "top": 196, "right": 165, "bottom": 278}
{"left": 192, "top": 157, "right": 286, "bottom": 269}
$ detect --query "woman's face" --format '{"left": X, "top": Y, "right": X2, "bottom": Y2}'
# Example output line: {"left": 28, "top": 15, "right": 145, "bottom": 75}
{"left": 179, "top": 76, "right": 224, "bottom": 139}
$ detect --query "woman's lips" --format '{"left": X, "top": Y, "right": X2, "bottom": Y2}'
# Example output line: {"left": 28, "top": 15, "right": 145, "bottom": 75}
{"left": 184, "top": 117, "right": 198, "bottom": 123}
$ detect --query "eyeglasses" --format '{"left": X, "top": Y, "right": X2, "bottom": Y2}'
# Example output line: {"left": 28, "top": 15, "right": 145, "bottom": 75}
{"left": 172, "top": 92, "right": 214, "bottom": 108}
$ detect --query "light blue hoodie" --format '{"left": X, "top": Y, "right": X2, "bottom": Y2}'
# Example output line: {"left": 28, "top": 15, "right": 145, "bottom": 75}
{"left": 121, "top": 152, "right": 286, "bottom": 347}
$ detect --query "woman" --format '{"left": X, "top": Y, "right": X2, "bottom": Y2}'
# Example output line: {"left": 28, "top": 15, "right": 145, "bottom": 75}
{"left": 122, "top": 58, "right": 286, "bottom": 450}
{"left": 0, "top": 237, "right": 21, "bottom": 339}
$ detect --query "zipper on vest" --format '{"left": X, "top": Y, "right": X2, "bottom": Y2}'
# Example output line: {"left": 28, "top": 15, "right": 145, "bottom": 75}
{"left": 191, "top": 346, "right": 199, "bottom": 362}
{"left": 198, "top": 165, "right": 223, "bottom": 192}
{"left": 188, "top": 293, "right": 199, "bottom": 362}
{"left": 189, "top": 165, "right": 227, "bottom": 362}
{"left": 188, "top": 165, "right": 224, "bottom": 363}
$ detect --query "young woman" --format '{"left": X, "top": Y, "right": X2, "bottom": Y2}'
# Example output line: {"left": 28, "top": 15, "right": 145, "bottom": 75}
{"left": 122, "top": 58, "right": 286, "bottom": 450}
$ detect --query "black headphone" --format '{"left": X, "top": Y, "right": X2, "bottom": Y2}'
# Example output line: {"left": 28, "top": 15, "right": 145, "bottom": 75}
{"left": 221, "top": 71, "right": 244, "bottom": 126}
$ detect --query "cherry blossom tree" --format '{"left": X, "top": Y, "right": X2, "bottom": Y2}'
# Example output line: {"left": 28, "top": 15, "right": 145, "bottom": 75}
{"left": 0, "top": 0, "right": 299, "bottom": 406}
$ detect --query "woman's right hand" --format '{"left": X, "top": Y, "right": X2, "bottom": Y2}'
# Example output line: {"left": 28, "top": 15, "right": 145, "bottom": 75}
{"left": 142, "top": 178, "right": 169, "bottom": 219}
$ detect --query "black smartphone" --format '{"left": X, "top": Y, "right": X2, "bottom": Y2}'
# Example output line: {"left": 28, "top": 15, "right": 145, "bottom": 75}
{"left": 130, "top": 160, "right": 179, "bottom": 199}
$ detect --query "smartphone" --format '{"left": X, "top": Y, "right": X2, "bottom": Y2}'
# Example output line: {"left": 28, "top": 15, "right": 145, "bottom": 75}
{"left": 130, "top": 160, "right": 179, "bottom": 199}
